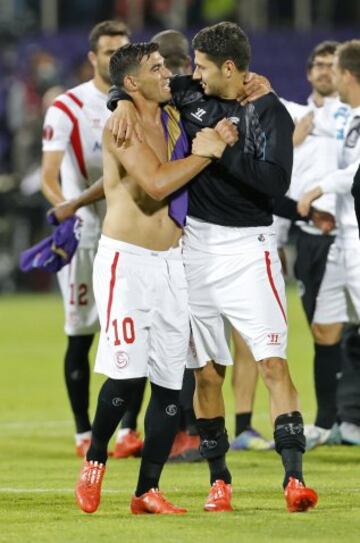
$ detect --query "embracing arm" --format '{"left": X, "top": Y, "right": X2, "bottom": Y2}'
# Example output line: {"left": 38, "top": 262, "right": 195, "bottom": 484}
{"left": 107, "top": 129, "right": 211, "bottom": 200}
{"left": 49, "top": 178, "right": 105, "bottom": 223}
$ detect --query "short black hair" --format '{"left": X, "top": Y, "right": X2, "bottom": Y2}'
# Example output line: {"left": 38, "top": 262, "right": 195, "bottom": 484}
{"left": 110, "top": 42, "right": 159, "bottom": 88}
{"left": 337, "top": 40, "right": 360, "bottom": 83}
{"left": 307, "top": 40, "right": 339, "bottom": 71}
{"left": 89, "top": 20, "right": 131, "bottom": 52}
{"left": 192, "top": 21, "right": 250, "bottom": 71}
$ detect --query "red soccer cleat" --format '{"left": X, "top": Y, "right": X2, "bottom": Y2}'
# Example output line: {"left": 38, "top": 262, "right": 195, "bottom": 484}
{"left": 168, "top": 432, "right": 201, "bottom": 462}
{"left": 75, "top": 460, "right": 105, "bottom": 513}
{"left": 75, "top": 438, "right": 91, "bottom": 458}
{"left": 130, "top": 488, "right": 187, "bottom": 514}
{"left": 285, "top": 477, "right": 318, "bottom": 512}
{"left": 204, "top": 480, "right": 233, "bottom": 512}
{"left": 113, "top": 430, "right": 143, "bottom": 459}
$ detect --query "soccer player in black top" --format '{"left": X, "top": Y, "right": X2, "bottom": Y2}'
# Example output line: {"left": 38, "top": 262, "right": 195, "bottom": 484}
{"left": 101, "top": 22, "right": 319, "bottom": 513}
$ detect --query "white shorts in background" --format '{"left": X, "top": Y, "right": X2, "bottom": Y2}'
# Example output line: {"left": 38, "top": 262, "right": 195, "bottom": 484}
{"left": 313, "top": 243, "right": 360, "bottom": 324}
{"left": 57, "top": 247, "right": 99, "bottom": 335}
{"left": 93, "top": 236, "right": 189, "bottom": 390}
{"left": 183, "top": 217, "right": 288, "bottom": 367}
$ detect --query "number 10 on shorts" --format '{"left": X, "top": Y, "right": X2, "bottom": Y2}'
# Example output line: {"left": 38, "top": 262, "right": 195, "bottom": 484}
{"left": 112, "top": 317, "right": 136, "bottom": 345}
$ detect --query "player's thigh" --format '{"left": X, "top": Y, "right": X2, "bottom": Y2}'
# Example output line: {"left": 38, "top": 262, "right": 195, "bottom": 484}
{"left": 57, "top": 247, "right": 98, "bottom": 335}
{"left": 149, "top": 259, "right": 189, "bottom": 390}
{"left": 223, "top": 237, "right": 288, "bottom": 362}
{"left": 93, "top": 247, "right": 151, "bottom": 380}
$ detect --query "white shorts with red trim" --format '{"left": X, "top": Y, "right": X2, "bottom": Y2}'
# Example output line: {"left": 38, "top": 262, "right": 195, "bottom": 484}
{"left": 182, "top": 217, "right": 288, "bottom": 366}
{"left": 313, "top": 243, "right": 360, "bottom": 324}
{"left": 93, "top": 236, "right": 189, "bottom": 390}
{"left": 57, "top": 247, "right": 99, "bottom": 335}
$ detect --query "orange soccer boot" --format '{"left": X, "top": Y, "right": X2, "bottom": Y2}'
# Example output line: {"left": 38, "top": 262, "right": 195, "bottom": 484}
{"left": 75, "top": 460, "right": 105, "bottom": 513}
{"left": 285, "top": 477, "right": 318, "bottom": 512}
{"left": 113, "top": 430, "right": 143, "bottom": 458}
{"left": 204, "top": 480, "right": 233, "bottom": 512}
{"left": 130, "top": 488, "right": 187, "bottom": 514}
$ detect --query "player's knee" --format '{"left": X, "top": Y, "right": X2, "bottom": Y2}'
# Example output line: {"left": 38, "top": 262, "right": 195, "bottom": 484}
{"left": 311, "top": 323, "right": 342, "bottom": 345}
{"left": 259, "top": 356, "right": 287, "bottom": 383}
{"left": 195, "top": 362, "right": 225, "bottom": 392}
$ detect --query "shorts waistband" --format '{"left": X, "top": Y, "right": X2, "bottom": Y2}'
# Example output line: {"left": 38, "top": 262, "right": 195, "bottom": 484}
{"left": 99, "top": 235, "right": 182, "bottom": 260}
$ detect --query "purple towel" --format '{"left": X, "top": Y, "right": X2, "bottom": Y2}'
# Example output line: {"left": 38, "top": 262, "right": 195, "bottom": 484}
{"left": 19, "top": 213, "right": 82, "bottom": 273}
{"left": 161, "top": 106, "right": 190, "bottom": 227}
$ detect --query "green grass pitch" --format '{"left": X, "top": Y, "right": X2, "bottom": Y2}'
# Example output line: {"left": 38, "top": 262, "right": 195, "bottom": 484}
{"left": 0, "top": 287, "right": 360, "bottom": 542}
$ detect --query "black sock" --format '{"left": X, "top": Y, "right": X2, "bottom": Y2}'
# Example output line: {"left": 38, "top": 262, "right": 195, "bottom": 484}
{"left": 179, "top": 369, "right": 196, "bottom": 433}
{"left": 273, "top": 411, "right": 306, "bottom": 488}
{"left": 121, "top": 377, "right": 147, "bottom": 430}
{"left": 87, "top": 378, "right": 136, "bottom": 464}
{"left": 235, "top": 412, "right": 252, "bottom": 436}
{"left": 135, "top": 383, "right": 180, "bottom": 496}
{"left": 314, "top": 342, "right": 342, "bottom": 429}
{"left": 64, "top": 335, "right": 94, "bottom": 433}
{"left": 197, "top": 417, "right": 232, "bottom": 485}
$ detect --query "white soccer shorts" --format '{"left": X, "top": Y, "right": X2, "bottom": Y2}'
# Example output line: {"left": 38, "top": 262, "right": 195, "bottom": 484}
{"left": 57, "top": 247, "right": 99, "bottom": 336}
{"left": 93, "top": 236, "right": 189, "bottom": 390}
{"left": 183, "top": 217, "right": 288, "bottom": 367}
{"left": 313, "top": 243, "right": 360, "bottom": 324}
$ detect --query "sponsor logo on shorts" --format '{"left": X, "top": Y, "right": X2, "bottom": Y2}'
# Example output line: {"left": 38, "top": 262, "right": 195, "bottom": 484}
{"left": 112, "top": 397, "right": 124, "bottom": 407}
{"left": 267, "top": 333, "right": 280, "bottom": 345}
{"left": 165, "top": 404, "right": 178, "bottom": 416}
{"left": 114, "top": 351, "right": 129, "bottom": 369}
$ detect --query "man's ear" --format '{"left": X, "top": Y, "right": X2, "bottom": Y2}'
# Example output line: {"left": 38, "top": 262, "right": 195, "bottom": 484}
{"left": 222, "top": 59, "right": 236, "bottom": 78}
{"left": 123, "top": 74, "right": 138, "bottom": 92}
{"left": 88, "top": 51, "right": 96, "bottom": 69}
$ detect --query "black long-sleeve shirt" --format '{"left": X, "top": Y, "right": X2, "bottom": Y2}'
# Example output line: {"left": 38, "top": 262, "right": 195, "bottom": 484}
{"left": 351, "top": 164, "right": 360, "bottom": 238}
{"left": 108, "top": 76, "right": 294, "bottom": 227}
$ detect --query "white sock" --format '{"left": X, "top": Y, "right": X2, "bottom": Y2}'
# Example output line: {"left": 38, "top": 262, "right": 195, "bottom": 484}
{"left": 75, "top": 430, "right": 92, "bottom": 445}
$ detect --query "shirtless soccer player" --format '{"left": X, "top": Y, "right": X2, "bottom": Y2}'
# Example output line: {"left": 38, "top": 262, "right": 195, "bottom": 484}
{"left": 75, "top": 42, "right": 233, "bottom": 515}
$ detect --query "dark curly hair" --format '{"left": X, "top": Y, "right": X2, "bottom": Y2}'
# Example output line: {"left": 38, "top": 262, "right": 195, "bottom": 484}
{"left": 192, "top": 21, "right": 250, "bottom": 71}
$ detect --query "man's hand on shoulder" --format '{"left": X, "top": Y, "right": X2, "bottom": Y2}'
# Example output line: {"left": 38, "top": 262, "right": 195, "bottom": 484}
{"left": 106, "top": 101, "right": 143, "bottom": 147}
{"left": 239, "top": 72, "right": 272, "bottom": 105}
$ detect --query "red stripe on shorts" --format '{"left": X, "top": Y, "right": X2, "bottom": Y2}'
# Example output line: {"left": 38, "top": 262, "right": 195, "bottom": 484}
{"left": 264, "top": 250, "right": 287, "bottom": 324}
{"left": 53, "top": 100, "right": 88, "bottom": 179}
{"left": 105, "top": 252, "right": 120, "bottom": 333}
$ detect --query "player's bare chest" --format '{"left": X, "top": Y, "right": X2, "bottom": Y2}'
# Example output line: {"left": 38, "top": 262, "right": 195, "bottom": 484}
{"left": 143, "top": 124, "right": 168, "bottom": 163}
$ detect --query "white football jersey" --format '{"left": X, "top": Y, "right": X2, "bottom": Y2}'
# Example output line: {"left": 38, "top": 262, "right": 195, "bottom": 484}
{"left": 282, "top": 96, "right": 349, "bottom": 236}
{"left": 319, "top": 105, "right": 360, "bottom": 247}
{"left": 42, "top": 80, "right": 109, "bottom": 247}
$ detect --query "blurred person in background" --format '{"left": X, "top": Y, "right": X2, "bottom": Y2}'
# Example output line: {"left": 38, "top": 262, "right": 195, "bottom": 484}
{"left": 298, "top": 40, "right": 360, "bottom": 447}
{"left": 280, "top": 41, "right": 348, "bottom": 450}
{"left": 40, "top": 20, "right": 130, "bottom": 458}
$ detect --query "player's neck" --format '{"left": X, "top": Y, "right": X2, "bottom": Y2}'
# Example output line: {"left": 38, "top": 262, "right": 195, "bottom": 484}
{"left": 311, "top": 90, "right": 337, "bottom": 107}
{"left": 346, "top": 86, "right": 360, "bottom": 109}
{"left": 133, "top": 94, "right": 161, "bottom": 123}
{"left": 219, "top": 74, "right": 245, "bottom": 100}
{"left": 92, "top": 74, "right": 110, "bottom": 95}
